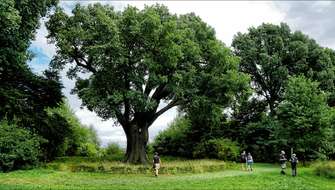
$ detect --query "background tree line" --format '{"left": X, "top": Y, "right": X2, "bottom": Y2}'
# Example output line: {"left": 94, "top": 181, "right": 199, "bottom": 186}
{"left": 0, "top": 0, "right": 101, "bottom": 172}
{"left": 153, "top": 23, "right": 335, "bottom": 162}
{"left": 1, "top": 0, "right": 335, "bottom": 170}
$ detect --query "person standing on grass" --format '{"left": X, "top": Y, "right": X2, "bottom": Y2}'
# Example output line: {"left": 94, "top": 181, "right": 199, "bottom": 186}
{"left": 279, "top": 150, "right": 287, "bottom": 175}
{"left": 289, "top": 153, "right": 298, "bottom": 177}
{"left": 246, "top": 152, "right": 253, "bottom": 171}
{"left": 153, "top": 152, "right": 161, "bottom": 177}
{"left": 240, "top": 151, "right": 247, "bottom": 171}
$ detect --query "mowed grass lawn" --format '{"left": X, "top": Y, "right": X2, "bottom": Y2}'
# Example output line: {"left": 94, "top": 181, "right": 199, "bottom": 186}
{"left": 0, "top": 163, "right": 334, "bottom": 190}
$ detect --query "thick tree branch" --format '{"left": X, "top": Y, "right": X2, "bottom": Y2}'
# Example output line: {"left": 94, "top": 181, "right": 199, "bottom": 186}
{"left": 73, "top": 57, "right": 96, "bottom": 74}
{"left": 123, "top": 78, "right": 131, "bottom": 123}
{"left": 144, "top": 74, "right": 153, "bottom": 96}
{"left": 72, "top": 46, "right": 97, "bottom": 74}
{"left": 148, "top": 99, "right": 179, "bottom": 126}
{"left": 151, "top": 83, "right": 168, "bottom": 101}
{"left": 115, "top": 108, "right": 126, "bottom": 127}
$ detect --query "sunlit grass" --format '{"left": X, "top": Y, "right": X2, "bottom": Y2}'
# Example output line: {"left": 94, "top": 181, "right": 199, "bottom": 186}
{"left": 0, "top": 161, "right": 334, "bottom": 190}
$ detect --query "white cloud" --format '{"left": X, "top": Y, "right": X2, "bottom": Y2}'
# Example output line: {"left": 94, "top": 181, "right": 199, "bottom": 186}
{"left": 31, "top": 18, "right": 56, "bottom": 58}
{"left": 123, "top": 1, "right": 284, "bottom": 46}
{"left": 75, "top": 108, "right": 126, "bottom": 147}
{"left": 274, "top": 1, "right": 335, "bottom": 49}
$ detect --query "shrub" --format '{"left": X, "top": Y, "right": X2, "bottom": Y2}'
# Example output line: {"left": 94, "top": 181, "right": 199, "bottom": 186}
{"left": 46, "top": 102, "right": 101, "bottom": 158}
{"left": 40, "top": 112, "right": 72, "bottom": 160}
{"left": 101, "top": 143, "right": 124, "bottom": 161}
{"left": 104, "top": 143, "right": 123, "bottom": 156}
{"left": 241, "top": 116, "right": 279, "bottom": 162}
{"left": 78, "top": 143, "right": 99, "bottom": 157}
{"left": 193, "top": 138, "right": 240, "bottom": 161}
{"left": 0, "top": 120, "right": 42, "bottom": 172}
{"left": 314, "top": 161, "right": 335, "bottom": 179}
{"left": 153, "top": 116, "right": 193, "bottom": 157}
{"left": 146, "top": 143, "right": 154, "bottom": 156}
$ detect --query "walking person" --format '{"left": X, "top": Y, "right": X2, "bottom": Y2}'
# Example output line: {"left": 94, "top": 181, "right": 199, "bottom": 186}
{"left": 279, "top": 150, "right": 287, "bottom": 175}
{"left": 153, "top": 152, "right": 161, "bottom": 177}
{"left": 289, "top": 153, "right": 299, "bottom": 177}
{"left": 246, "top": 153, "right": 254, "bottom": 171}
{"left": 240, "top": 151, "right": 247, "bottom": 171}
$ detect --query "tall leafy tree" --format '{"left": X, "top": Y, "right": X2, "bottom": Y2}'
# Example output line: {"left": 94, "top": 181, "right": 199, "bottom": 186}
{"left": 276, "top": 76, "right": 334, "bottom": 160}
{"left": 232, "top": 23, "right": 335, "bottom": 114}
{"left": 0, "top": 0, "right": 62, "bottom": 121}
{"left": 46, "top": 4, "right": 249, "bottom": 163}
{"left": 0, "top": 0, "right": 63, "bottom": 161}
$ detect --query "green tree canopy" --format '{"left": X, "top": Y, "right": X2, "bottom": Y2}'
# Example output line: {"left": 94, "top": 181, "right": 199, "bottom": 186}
{"left": 0, "top": 0, "right": 62, "bottom": 121}
{"left": 46, "top": 3, "right": 249, "bottom": 163}
{"left": 276, "top": 76, "right": 334, "bottom": 160}
{"left": 0, "top": 0, "right": 65, "bottom": 163}
{"left": 232, "top": 23, "right": 335, "bottom": 114}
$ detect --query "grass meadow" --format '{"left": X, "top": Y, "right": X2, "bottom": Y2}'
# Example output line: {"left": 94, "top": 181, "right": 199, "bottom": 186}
{"left": 0, "top": 158, "right": 334, "bottom": 190}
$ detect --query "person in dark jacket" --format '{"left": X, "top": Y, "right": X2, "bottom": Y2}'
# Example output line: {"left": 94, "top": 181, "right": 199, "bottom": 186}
{"left": 289, "top": 153, "right": 299, "bottom": 176}
{"left": 153, "top": 152, "right": 161, "bottom": 177}
{"left": 246, "top": 153, "right": 254, "bottom": 171}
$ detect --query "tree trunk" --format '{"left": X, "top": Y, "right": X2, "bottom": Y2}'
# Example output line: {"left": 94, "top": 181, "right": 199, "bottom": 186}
{"left": 124, "top": 124, "right": 149, "bottom": 164}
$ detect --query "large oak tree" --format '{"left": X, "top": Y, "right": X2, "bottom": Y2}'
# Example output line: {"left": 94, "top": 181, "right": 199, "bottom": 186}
{"left": 47, "top": 4, "right": 249, "bottom": 163}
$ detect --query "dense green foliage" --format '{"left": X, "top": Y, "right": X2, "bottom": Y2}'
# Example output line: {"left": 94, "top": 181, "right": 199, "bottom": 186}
{"left": 276, "top": 76, "right": 335, "bottom": 160}
{"left": 46, "top": 103, "right": 100, "bottom": 158}
{"left": 229, "top": 24, "right": 335, "bottom": 161}
{"left": 0, "top": 0, "right": 76, "bottom": 170}
{"left": 237, "top": 115, "right": 279, "bottom": 162}
{"left": 238, "top": 76, "right": 335, "bottom": 161}
{"left": 156, "top": 76, "right": 335, "bottom": 162}
{"left": 0, "top": 120, "right": 42, "bottom": 172}
{"left": 46, "top": 3, "right": 249, "bottom": 163}
{"left": 0, "top": 0, "right": 62, "bottom": 121}
{"left": 153, "top": 116, "right": 240, "bottom": 161}
{"left": 153, "top": 117, "right": 193, "bottom": 157}
{"left": 193, "top": 138, "right": 240, "bottom": 160}
{"left": 1, "top": 0, "right": 101, "bottom": 162}
{"left": 232, "top": 23, "right": 335, "bottom": 113}
{"left": 155, "top": 23, "right": 335, "bottom": 162}
{"left": 230, "top": 24, "right": 335, "bottom": 161}
{"left": 101, "top": 143, "right": 124, "bottom": 160}
{"left": 0, "top": 1, "right": 102, "bottom": 168}
{"left": 0, "top": 0, "right": 115, "bottom": 171}
{"left": 0, "top": 100, "right": 101, "bottom": 172}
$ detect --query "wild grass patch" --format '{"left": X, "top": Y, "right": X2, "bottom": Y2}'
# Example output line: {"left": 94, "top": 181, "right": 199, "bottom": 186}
{"left": 314, "top": 161, "right": 335, "bottom": 179}
{"left": 45, "top": 157, "right": 237, "bottom": 174}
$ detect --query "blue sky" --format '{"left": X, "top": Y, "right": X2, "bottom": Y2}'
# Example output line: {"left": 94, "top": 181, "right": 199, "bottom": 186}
{"left": 28, "top": 1, "right": 335, "bottom": 147}
{"left": 28, "top": 46, "right": 51, "bottom": 73}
